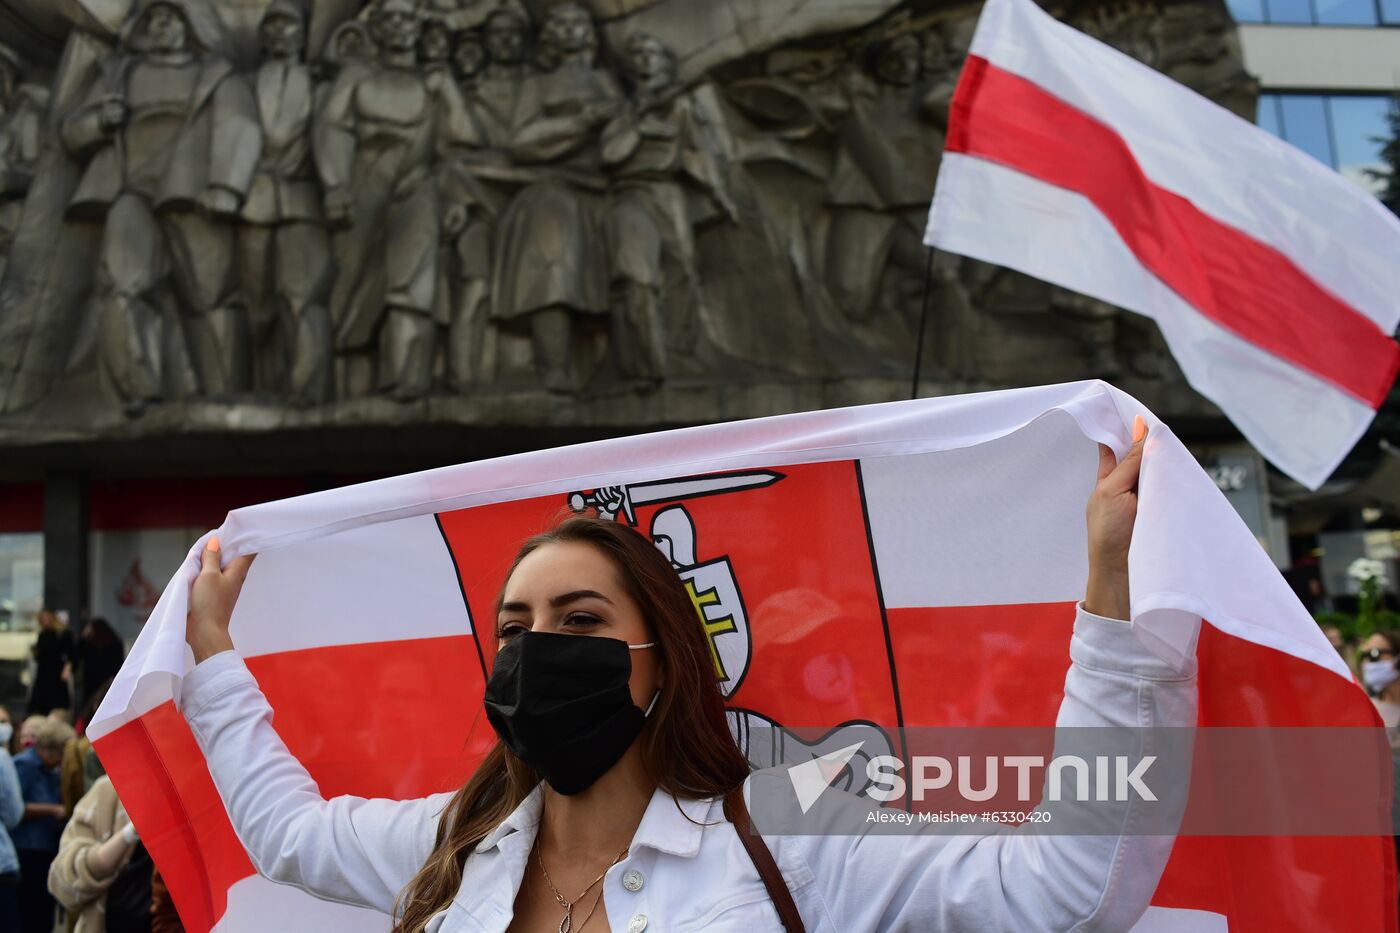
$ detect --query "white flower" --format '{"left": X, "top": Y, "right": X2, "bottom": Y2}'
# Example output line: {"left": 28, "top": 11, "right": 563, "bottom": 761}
{"left": 1348, "top": 557, "right": 1389, "bottom": 585}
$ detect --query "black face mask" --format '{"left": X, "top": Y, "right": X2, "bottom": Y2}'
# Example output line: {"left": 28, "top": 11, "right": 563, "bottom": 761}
{"left": 482, "top": 631, "right": 656, "bottom": 795}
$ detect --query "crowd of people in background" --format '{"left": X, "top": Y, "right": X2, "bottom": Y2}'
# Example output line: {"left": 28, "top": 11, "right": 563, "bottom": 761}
{"left": 0, "top": 610, "right": 180, "bottom": 933}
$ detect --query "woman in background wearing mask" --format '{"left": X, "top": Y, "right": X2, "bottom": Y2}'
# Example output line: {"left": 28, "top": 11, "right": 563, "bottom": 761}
{"left": 181, "top": 424, "right": 1199, "bottom": 932}
{"left": 1360, "top": 630, "right": 1400, "bottom": 741}
{"left": 1358, "top": 630, "right": 1400, "bottom": 913}
{"left": 0, "top": 709, "right": 23, "bottom": 933}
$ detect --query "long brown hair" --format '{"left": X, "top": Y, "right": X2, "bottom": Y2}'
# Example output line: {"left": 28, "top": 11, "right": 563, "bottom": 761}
{"left": 392, "top": 516, "right": 751, "bottom": 932}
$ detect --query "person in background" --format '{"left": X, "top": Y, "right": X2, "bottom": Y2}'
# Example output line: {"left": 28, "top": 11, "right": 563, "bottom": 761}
{"left": 63, "top": 682, "right": 113, "bottom": 818}
{"left": 1319, "top": 624, "right": 1358, "bottom": 678}
{"left": 49, "top": 775, "right": 150, "bottom": 933}
{"left": 14, "top": 718, "right": 74, "bottom": 933}
{"left": 28, "top": 610, "right": 74, "bottom": 717}
{"left": 75, "top": 620, "right": 123, "bottom": 720}
{"left": 16, "top": 717, "right": 41, "bottom": 752}
{"left": 0, "top": 709, "right": 24, "bottom": 933}
{"left": 1361, "top": 630, "right": 1400, "bottom": 748}
{"left": 149, "top": 867, "right": 183, "bottom": 933}
{"left": 1358, "top": 628, "right": 1400, "bottom": 917}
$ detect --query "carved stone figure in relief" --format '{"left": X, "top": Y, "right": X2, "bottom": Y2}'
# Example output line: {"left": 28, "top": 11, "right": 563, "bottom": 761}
{"left": 60, "top": 0, "right": 261, "bottom": 412}
{"left": 0, "top": 44, "right": 47, "bottom": 284}
{"left": 238, "top": 0, "right": 333, "bottom": 403}
{"left": 601, "top": 33, "right": 739, "bottom": 386}
{"left": 315, "top": 0, "right": 473, "bottom": 400}
{"left": 419, "top": 14, "right": 453, "bottom": 76}
{"left": 824, "top": 33, "right": 942, "bottom": 327}
{"left": 325, "top": 19, "right": 377, "bottom": 73}
{"left": 434, "top": 10, "right": 535, "bottom": 390}
{"left": 433, "top": 25, "right": 496, "bottom": 391}
{"left": 490, "top": 2, "right": 622, "bottom": 393}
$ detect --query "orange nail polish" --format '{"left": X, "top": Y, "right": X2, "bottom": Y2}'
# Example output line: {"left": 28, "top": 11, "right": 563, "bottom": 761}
{"left": 1132, "top": 415, "right": 1147, "bottom": 443}
{"left": 207, "top": 535, "right": 221, "bottom": 551}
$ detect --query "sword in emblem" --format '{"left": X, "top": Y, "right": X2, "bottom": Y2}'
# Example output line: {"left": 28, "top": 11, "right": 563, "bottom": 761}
{"left": 567, "top": 470, "right": 785, "bottom": 524}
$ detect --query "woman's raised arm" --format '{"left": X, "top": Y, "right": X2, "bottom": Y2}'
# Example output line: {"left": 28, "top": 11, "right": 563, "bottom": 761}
{"left": 785, "top": 419, "right": 1200, "bottom": 931}
{"left": 183, "top": 540, "right": 448, "bottom": 915}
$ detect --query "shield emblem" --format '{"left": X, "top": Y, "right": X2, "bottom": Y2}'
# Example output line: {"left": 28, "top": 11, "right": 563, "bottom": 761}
{"left": 678, "top": 556, "right": 751, "bottom": 697}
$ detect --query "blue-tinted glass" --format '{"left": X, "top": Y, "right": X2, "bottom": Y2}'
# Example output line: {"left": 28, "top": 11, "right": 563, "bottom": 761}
{"left": 1257, "top": 94, "right": 1282, "bottom": 137}
{"left": 1278, "top": 95, "right": 1334, "bottom": 166}
{"left": 1226, "top": 0, "right": 1266, "bottom": 20}
{"left": 1263, "top": 0, "right": 1314, "bottom": 22}
{"left": 1313, "top": 0, "right": 1378, "bottom": 24}
{"left": 1329, "top": 95, "right": 1391, "bottom": 191}
{"left": 1382, "top": 0, "right": 1400, "bottom": 23}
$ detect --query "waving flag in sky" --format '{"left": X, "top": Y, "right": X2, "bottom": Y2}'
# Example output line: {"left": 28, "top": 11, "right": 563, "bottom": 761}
{"left": 88, "top": 381, "right": 1393, "bottom": 931}
{"left": 925, "top": 0, "right": 1400, "bottom": 491}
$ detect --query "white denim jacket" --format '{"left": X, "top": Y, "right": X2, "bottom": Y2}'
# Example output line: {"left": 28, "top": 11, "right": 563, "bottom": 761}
{"left": 181, "top": 603, "right": 1197, "bottom": 933}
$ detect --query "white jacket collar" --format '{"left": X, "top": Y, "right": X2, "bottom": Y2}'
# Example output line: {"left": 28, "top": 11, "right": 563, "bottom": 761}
{"left": 474, "top": 784, "right": 718, "bottom": 858}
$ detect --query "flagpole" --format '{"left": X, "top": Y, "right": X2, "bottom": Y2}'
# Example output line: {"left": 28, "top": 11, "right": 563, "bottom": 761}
{"left": 910, "top": 249, "right": 935, "bottom": 400}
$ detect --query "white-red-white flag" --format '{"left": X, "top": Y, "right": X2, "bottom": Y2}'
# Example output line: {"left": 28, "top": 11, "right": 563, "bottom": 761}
{"left": 89, "top": 382, "right": 1394, "bottom": 932}
{"left": 925, "top": 0, "right": 1400, "bottom": 490}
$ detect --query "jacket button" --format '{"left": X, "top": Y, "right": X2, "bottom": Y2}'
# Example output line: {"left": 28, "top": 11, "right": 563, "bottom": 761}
{"left": 621, "top": 870, "right": 644, "bottom": 892}
{"left": 628, "top": 915, "right": 648, "bottom": 933}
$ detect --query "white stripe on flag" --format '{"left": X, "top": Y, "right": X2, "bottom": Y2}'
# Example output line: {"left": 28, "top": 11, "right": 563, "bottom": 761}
{"left": 229, "top": 515, "right": 472, "bottom": 658}
{"left": 860, "top": 414, "right": 1096, "bottom": 608}
{"left": 212, "top": 876, "right": 389, "bottom": 933}
{"left": 1129, "top": 906, "right": 1229, "bottom": 932}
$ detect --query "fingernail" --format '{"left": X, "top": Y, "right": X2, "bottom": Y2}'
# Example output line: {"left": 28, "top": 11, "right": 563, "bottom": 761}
{"left": 207, "top": 536, "right": 220, "bottom": 552}
{"left": 1132, "top": 415, "right": 1147, "bottom": 443}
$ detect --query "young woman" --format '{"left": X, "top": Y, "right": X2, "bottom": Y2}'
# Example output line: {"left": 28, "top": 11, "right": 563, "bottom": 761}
{"left": 183, "top": 423, "right": 1197, "bottom": 932}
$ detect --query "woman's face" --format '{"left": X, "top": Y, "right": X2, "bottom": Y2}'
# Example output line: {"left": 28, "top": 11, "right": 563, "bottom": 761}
{"left": 497, "top": 541, "right": 662, "bottom": 710}
{"left": 18, "top": 720, "right": 38, "bottom": 749}
{"left": 1361, "top": 632, "right": 1396, "bottom": 661}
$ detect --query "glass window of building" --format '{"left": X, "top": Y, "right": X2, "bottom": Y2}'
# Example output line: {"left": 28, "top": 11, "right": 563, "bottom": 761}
{"left": 1226, "top": 0, "right": 1391, "bottom": 22}
{"left": 1258, "top": 93, "right": 1394, "bottom": 193}
{"left": 0, "top": 534, "right": 43, "bottom": 632}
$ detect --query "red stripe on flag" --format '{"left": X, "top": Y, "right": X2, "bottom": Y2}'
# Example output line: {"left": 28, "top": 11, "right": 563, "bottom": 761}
{"left": 946, "top": 55, "right": 1400, "bottom": 408}
{"left": 94, "top": 702, "right": 254, "bottom": 933}
{"left": 1150, "top": 622, "right": 1399, "bottom": 931}
{"left": 247, "top": 635, "right": 492, "bottom": 799}
{"left": 885, "top": 602, "right": 1077, "bottom": 728}
{"left": 884, "top": 601, "right": 1397, "bottom": 929}
{"left": 96, "top": 635, "right": 496, "bottom": 932}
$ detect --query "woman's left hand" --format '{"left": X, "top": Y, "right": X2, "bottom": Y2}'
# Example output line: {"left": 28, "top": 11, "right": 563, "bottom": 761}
{"left": 1084, "top": 416, "right": 1147, "bottom": 621}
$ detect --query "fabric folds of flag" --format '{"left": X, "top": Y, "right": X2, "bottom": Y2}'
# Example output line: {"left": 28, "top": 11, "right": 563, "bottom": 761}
{"left": 88, "top": 381, "right": 1393, "bottom": 932}
{"left": 924, "top": 0, "right": 1400, "bottom": 491}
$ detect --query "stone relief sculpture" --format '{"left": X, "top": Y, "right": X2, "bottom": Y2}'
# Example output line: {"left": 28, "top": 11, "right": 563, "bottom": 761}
{"left": 60, "top": 0, "right": 260, "bottom": 413}
{"left": 823, "top": 32, "right": 943, "bottom": 328}
{"left": 491, "top": 2, "right": 622, "bottom": 393}
{"left": 239, "top": 1, "right": 333, "bottom": 403}
{"left": 0, "top": 43, "right": 46, "bottom": 285}
{"left": 435, "top": 9, "right": 532, "bottom": 390}
{"left": 602, "top": 33, "right": 739, "bottom": 386}
{"left": 315, "top": 0, "right": 471, "bottom": 400}
{"left": 0, "top": 0, "right": 1256, "bottom": 420}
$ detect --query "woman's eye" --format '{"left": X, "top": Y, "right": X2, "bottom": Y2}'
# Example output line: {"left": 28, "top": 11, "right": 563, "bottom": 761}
{"left": 497, "top": 623, "right": 528, "bottom": 639}
{"left": 563, "top": 613, "right": 601, "bottom": 628}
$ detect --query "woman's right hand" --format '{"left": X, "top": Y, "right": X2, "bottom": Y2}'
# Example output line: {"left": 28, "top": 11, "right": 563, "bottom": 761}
{"left": 187, "top": 537, "right": 255, "bottom": 664}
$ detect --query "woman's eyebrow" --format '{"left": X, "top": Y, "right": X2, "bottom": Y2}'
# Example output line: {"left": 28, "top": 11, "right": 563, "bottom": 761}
{"left": 497, "top": 590, "right": 613, "bottom": 615}
{"left": 549, "top": 589, "right": 612, "bottom": 607}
